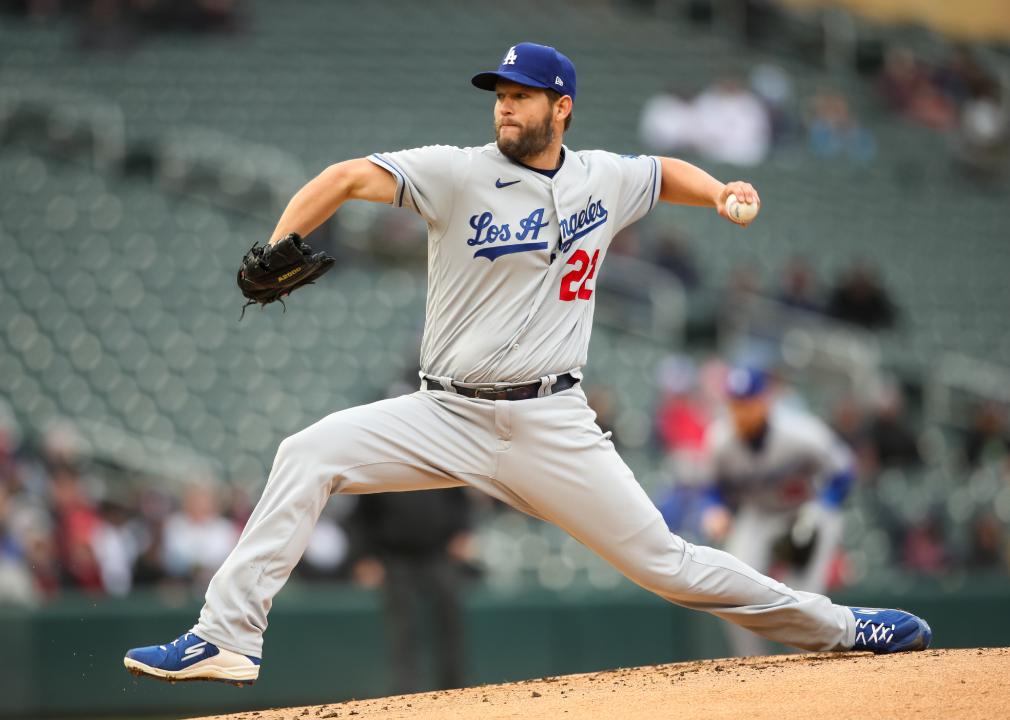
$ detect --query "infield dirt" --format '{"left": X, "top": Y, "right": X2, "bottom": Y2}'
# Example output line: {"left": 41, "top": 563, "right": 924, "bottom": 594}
{"left": 193, "top": 647, "right": 1009, "bottom": 720}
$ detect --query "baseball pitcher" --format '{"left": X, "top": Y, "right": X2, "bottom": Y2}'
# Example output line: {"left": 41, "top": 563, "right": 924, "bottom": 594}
{"left": 124, "top": 42, "right": 930, "bottom": 686}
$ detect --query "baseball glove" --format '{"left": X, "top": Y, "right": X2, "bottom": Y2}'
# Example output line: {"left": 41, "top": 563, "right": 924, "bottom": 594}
{"left": 772, "top": 502, "right": 823, "bottom": 570}
{"left": 237, "top": 233, "right": 335, "bottom": 318}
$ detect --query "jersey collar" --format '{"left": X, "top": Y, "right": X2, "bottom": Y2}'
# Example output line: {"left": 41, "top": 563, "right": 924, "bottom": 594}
{"left": 490, "top": 143, "right": 570, "bottom": 184}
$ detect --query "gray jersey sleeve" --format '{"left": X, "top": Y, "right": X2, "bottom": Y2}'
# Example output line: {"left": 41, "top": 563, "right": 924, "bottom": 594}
{"left": 368, "top": 145, "right": 465, "bottom": 227}
{"left": 609, "top": 153, "right": 662, "bottom": 231}
{"left": 798, "top": 413, "right": 852, "bottom": 480}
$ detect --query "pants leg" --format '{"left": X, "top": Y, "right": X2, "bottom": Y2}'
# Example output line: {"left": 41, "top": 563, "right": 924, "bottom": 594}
{"left": 425, "top": 555, "right": 465, "bottom": 690}
{"left": 192, "top": 391, "right": 496, "bottom": 657}
{"left": 384, "top": 557, "right": 421, "bottom": 695}
{"left": 723, "top": 508, "right": 789, "bottom": 657}
{"left": 786, "top": 506, "right": 845, "bottom": 595}
{"left": 497, "top": 387, "right": 855, "bottom": 653}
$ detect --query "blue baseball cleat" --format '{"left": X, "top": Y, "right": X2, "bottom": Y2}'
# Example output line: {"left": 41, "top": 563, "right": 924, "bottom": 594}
{"left": 124, "top": 632, "right": 260, "bottom": 685}
{"left": 849, "top": 607, "right": 932, "bottom": 654}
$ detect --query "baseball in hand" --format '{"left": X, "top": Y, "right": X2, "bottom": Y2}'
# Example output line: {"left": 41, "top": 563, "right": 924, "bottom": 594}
{"left": 726, "top": 193, "right": 759, "bottom": 225}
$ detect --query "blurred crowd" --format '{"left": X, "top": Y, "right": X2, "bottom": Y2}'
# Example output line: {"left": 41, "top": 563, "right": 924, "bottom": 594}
{"left": 622, "top": 224, "right": 900, "bottom": 332}
{"left": 878, "top": 46, "right": 1010, "bottom": 181}
{"left": 0, "top": 409, "right": 249, "bottom": 605}
{"left": 5, "top": 317, "right": 1010, "bottom": 609}
{"left": 639, "top": 46, "right": 1007, "bottom": 182}
{"left": 639, "top": 67, "right": 876, "bottom": 167}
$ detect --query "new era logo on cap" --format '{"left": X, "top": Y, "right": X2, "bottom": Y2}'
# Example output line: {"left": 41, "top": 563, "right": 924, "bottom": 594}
{"left": 472, "top": 42, "right": 577, "bottom": 101}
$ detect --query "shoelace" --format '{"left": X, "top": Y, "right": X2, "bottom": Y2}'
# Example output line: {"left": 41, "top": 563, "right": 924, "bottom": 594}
{"left": 170, "top": 633, "right": 193, "bottom": 648}
{"left": 855, "top": 619, "right": 896, "bottom": 646}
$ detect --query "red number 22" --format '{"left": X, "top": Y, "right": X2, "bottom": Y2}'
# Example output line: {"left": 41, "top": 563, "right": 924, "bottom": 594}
{"left": 559, "top": 249, "right": 600, "bottom": 301}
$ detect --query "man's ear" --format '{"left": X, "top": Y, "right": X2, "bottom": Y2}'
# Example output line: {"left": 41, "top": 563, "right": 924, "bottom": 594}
{"left": 557, "top": 95, "right": 572, "bottom": 123}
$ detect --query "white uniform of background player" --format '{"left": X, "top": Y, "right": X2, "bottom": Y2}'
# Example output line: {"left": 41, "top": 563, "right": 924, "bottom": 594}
{"left": 124, "top": 42, "right": 930, "bottom": 686}
{"left": 703, "top": 367, "right": 853, "bottom": 657}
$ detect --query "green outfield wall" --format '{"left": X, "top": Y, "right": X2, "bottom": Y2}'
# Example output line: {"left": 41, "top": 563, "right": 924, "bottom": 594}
{"left": 1, "top": 577, "right": 1008, "bottom": 719}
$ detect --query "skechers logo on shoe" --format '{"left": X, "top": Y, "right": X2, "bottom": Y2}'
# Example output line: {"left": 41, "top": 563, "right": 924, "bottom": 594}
{"left": 182, "top": 641, "right": 208, "bottom": 663}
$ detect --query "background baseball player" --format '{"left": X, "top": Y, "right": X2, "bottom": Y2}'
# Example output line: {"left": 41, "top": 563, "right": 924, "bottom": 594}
{"left": 122, "top": 42, "right": 931, "bottom": 685}
{"left": 702, "top": 367, "right": 854, "bottom": 657}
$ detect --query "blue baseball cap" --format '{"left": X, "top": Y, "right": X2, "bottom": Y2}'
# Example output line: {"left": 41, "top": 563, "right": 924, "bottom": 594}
{"left": 726, "top": 367, "right": 768, "bottom": 399}
{"left": 472, "top": 42, "right": 576, "bottom": 101}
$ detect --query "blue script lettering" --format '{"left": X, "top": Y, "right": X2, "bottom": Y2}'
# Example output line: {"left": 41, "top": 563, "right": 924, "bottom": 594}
{"left": 515, "top": 207, "right": 549, "bottom": 241}
{"left": 558, "top": 196, "right": 609, "bottom": 252}
{"left": 467, "top": 207, "right": 551, "bottom": 261}
{"left": 467, "top": 211, "right": 513, "bottom": 246}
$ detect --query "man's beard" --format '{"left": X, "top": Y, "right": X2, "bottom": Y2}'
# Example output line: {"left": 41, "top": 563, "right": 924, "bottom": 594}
{"left": 495, "top": 112, "right": 554, "bottom": 163}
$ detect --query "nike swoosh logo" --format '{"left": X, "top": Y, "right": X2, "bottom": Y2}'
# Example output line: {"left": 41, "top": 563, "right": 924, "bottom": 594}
{"left": 495, "top": 178, "right": 520, "bottom": 188}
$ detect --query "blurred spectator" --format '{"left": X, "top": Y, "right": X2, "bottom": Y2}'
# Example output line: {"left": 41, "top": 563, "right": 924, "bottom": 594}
{"left": 936, "top": 46, "right": 999, "bottom": 106}
{"left": 902, "top": 513, "right": 950, "bottom": 575}
{"left": 91, "top": 498, "right": 140, "bottom": 596}
{"left": 162, "top": 481, "right": 239, "bottom": 589}
{"left": 349, "top": 489, "right": 472, "bottom": 694}
{"left": 807, "top": 89, "right": 876, "bottom": 163}
{"left": 50, "top": 465, "right": 103, "bottom": 592}
{"left": 0, "top": 484, "right": 38, "bottom": 606}
{"left": 864, "top": 384, "right": 921, "bottom": 471}
{"left": 775, "top": 256, "right": 822, "bottom": 314}
{"left": 825, "top": 263, "right": 897, "bottom": 329}
{"left": 693, "top": 78, "right": 771, "bottom": 166}
{"left": 640, "top": 78, "right": 771, "bottom": 166}
{"left": 131, "top": 487, "right": 172, "bottom": 587}
{"left": 639, "top": 87, "right": 697, "bottom": 155}
{"left": 962, "top": 403, "right": 1009, "bottom": 469}
{"left": 653, "top": 230, "right": 701, "bottom": 290}
{"left": 654, "top": 355, "right": 709, "bottom": 459}
{"left": 750, "top": 63, "right": 797, "bottom": 145}
{"left": 967, "top": 512, "right": 1006, "bottom": 570}
{"left": 956, "top": 84, "right": 1009, "bottom": 182}
{"left": 879, "top": 48, "right": 957, "bottom": 131}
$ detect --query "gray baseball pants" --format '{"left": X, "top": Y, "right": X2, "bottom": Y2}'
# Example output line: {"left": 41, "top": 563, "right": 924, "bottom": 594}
{"left": 724, "top": 504, "right": 846, "bottom": 656}
{"left": 193, "top": 385, "right": 856, "bottom": 658}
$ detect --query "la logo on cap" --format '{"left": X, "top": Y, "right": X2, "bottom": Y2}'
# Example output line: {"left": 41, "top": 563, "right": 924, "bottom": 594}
{"left": 503, "top": 46, "right": 518, "bottom": 65}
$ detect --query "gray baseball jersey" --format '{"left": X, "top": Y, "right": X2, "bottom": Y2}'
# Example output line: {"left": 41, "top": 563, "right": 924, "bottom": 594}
{"left": 707, "top": 406, "right": 852, "bottom": 513}
{"left": 368, "top": 143, "right": 660, "bottom": 384}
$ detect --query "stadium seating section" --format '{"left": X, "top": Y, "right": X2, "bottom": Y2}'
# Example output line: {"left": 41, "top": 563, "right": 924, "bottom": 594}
{"left": 1, "top": 0, "right": 1008, "bottom": 586}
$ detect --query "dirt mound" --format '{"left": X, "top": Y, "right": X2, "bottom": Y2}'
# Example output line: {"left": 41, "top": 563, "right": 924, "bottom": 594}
{"left": 194, "top": 647, "right": 1009, "bottom": 720}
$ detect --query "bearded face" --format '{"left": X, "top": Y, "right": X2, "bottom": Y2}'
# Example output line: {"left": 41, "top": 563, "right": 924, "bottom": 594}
{"left": 495, "top": 100, "right": 555, "bottom": 163}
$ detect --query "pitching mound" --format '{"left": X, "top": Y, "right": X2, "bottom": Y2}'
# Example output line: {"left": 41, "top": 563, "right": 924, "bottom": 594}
{"left": 194, "top": 647, "right": 1008, "bottom": 720}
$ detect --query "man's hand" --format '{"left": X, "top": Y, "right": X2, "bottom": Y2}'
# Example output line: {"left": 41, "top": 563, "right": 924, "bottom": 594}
{"left": 237, "top": 232, "right": 335, "bottom": 315}
{"left": 352, "top": 557, "right": 386, "bottom": 589}
{"left": 716, "top": 181, "right": 760, "bottom": 227}
{"left": 701, "top": 504, "right": 733, "bottom": 543}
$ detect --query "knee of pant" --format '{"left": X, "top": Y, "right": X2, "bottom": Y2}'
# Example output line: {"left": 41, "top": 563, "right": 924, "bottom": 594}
{"left": 274, "top": 425, "right": 336, "bottom": 473}
{"left": 621, "top": 535, "right": 690, "bottom": 594}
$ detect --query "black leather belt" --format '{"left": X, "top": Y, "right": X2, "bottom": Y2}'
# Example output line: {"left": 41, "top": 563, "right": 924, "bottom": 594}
{"left": 424, "top": 373, "right": 578, "bottom": 401}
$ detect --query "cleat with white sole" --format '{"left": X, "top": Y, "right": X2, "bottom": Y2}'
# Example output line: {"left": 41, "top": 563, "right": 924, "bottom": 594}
{"left": 123, "top": 632, "right": 260, "bottom": 685}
